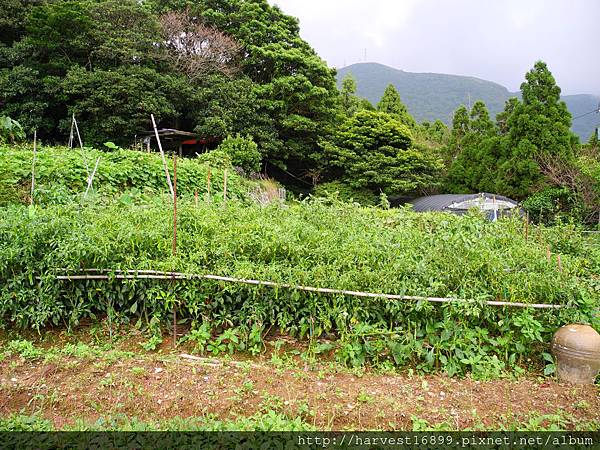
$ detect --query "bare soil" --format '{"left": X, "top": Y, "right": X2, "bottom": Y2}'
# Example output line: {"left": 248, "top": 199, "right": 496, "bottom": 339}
{"left": 0, "top": 328, "right": 598, "bottom": 431}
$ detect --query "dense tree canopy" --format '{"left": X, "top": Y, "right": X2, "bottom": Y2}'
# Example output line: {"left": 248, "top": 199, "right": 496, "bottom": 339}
{"left": 0, "top": 0, "right": 339, "bottom": 181}
{"left": 320, "top": 111, "right": 442, "bottom": 195}
{"left": 445, "top": 61, "right": 580, "bottom": 201}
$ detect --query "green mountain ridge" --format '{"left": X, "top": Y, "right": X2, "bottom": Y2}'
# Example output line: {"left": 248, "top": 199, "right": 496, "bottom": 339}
{"left": 337, "top": 63, "right": 599, "bottom": 141}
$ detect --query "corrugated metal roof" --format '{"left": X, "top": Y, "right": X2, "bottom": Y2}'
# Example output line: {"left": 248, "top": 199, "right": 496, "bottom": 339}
{"left": 410, "top": 193, "right": 519, "bottom": 212}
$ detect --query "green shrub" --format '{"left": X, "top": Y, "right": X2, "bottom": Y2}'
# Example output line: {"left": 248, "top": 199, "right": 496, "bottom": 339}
{"left": 312, "top": 181, "right": 377, "bottom": 206}
{"left": 196, "top": 149, "right": 232, "bottom": 170}
{"left": 216, "top": 134, "right": 261, "bottom": 175}
{"left": 522, "top": 187, "right": 584, "bottom": 225}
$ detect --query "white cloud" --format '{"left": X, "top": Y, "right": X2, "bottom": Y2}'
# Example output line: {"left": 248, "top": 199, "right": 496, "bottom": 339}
{"left": 269, "top": 0, "right": 599, "bottom": 95}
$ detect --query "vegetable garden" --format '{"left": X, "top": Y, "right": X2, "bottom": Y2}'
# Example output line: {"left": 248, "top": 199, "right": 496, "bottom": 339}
{"left": 2, "top": 146, "right": 599, "bottom": 379}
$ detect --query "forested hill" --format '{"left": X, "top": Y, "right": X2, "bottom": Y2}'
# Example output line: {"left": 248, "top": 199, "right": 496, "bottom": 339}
{"left": 337, "top": 63, "right": 599, "bottom": 140}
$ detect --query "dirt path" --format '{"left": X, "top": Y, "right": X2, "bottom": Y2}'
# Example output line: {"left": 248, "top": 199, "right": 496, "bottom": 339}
{"left": 1, "top": 338, "right": 598, "bottom": 430}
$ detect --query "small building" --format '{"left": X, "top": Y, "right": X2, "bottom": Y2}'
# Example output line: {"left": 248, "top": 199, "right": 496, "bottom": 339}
{"left": 139, "top": 129, "right": 219, "bottom": 156}
{"left": 409, "top": 193, "right": 520, "bottom": 221}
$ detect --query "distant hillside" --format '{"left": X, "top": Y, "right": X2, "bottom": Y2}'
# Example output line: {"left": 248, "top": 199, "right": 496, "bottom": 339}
{"left": 337, "top": 63, "right": 599, "bottom": 141}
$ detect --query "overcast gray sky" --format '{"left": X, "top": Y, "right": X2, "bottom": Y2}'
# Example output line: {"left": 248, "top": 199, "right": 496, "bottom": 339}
{"left": 270, "top": 0, "right": 599, "bottom": 95}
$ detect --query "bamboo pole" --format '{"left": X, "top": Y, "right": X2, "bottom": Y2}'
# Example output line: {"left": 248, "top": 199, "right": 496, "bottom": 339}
{"left": 73, "top": 114, "right": 90, "bottom": 177}
{"left": 52, "top": 269, "right": 568, "bottom": 310}
{"left": 68, "top": 115, "right": 74, "bottom": 149}
{"left": 30, "top": 130, "right": 37, "bottom": 204}
{"left": 150, "top": 114, "right": 174, "bottom": 197}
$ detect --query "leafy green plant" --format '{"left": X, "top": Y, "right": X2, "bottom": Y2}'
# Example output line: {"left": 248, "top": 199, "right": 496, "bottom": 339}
{"left": 207, "top": 328, "right": 240, "bottom": 355}
{"left": 0, "top": 116, "right": 25, "bottom": 144}
{"left": 312, "top": 181, "right": 376, "bottom": 206}
{"left": 185, "top": 323, "right": 212, "bottom": 354}
{"left": 140, "top": 335, "right": 163, "bottom": 352}
{"left": 216, "top": 134, "right": 261, "bottom": 175}
{"left": 542, "top": 352, "right": 556, "bottom": 376}
{"left": 6, "top": 339, "right": 43, "bottom": 359}
{"left": 196, "top": 149, "right": 232, "bottom": 170}
{"left": 103, "top": 141, "right": 121, "bottom": 151}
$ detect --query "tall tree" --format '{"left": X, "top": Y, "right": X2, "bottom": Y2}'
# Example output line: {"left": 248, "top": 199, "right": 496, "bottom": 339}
{"left": 61, "top": 66, "right": 180, "bottom": 146}
{"left": 0, "top": 0, "right": 32, "bottom": 46}
{"left": 446, "top": 101, "right": 500, "bottom": 192}
{"left": 469, "top": 100, "right": 495, "bottom": 137}
{"left": 176, "top": 0, "right": 340, "bottom": 174}
{"left": 320, "top": 111, "right": 442, "bottom": 195}
{"left": 446, "top": 62, "right": 580, "bottom": 200}
{"left": 507, "top": 61, "right": 576, "bottom": 158}
{"left": 444, "top": 105, "right": 470, "bottom": 163}
{"left": 450, "top": 105, "right": 470, "bottom": 141}
{"left": 340, "top": 74, "right": 361, "bottom": 117}
{"left": 496, "top": 61, "right": 578, "bottom": 197}
{"left": 496, "top": 97, "right": 519, "bottom": 135}
{"left": 376, "top": 84, "right": 416, "bottom": 129}
{"left": 0, "top": 0, "right": 170, "bottom": 139}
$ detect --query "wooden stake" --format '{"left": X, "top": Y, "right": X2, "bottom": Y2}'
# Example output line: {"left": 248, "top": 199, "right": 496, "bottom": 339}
{"left": 30, "top": 130, "right": 37, "bottom": 204}
{"left": 223, "top": 169, "right": 228, "bottom": 203}
{"left": 557, "top": 254, "right": 562, "bottom": 273}
{"left": 194, "top": 190, "right": 199, "bottom": 207}
{"left": 150, "top": 114, "right": 174, "bottom": 197}
{"left": 524, "top": 213, "right": 529, "bottom": 241}
{"left": 546, "top": 245, "right": 551, "bottom": 263}
{"left": 172, "top": 153, "right": 177, "bottom": 348}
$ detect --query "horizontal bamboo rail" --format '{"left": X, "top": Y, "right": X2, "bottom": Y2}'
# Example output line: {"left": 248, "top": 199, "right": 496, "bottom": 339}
{"left": 50, "top": 269, "right": 568, "bottom": 310}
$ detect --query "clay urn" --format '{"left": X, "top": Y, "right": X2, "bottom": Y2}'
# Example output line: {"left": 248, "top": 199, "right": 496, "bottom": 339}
{"left": 552, "top": 324, "right": 600, "bottom": 384}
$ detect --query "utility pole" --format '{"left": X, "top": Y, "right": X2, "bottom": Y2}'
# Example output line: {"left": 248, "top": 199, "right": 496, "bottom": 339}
{"left": 597, "top": 102, "right": 600, "bottom": 141}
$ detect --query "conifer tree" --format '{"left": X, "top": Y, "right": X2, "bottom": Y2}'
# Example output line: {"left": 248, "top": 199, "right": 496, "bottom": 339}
{"left": 377, "top": 84, "right": 416, "bottom": 128}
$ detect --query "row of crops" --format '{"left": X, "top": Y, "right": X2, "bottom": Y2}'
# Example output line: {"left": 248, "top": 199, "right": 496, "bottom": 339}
{"left": 1, "top": 188, "right": 599, "bottom": 376}
{"left": 0, "top": 145, "right": 252, "bottom": 206}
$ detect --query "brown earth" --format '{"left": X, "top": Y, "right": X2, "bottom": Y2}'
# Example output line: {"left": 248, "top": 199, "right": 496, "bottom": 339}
{"left": 0, "top": 328, "right": 598, "bottom": 431}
